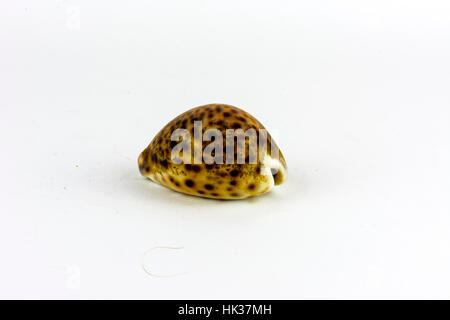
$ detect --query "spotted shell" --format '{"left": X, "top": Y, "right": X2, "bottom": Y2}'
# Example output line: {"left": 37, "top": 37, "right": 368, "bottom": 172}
{"left": 138, "top": 104, "right": 287, "bottom": 199}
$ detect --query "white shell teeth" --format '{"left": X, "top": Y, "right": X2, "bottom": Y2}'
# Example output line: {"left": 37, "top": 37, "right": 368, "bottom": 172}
{"left": 262, "top": 155, "right": 287, "bottom": 186}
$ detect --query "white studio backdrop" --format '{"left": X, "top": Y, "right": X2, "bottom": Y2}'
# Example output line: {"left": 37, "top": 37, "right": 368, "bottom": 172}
{"left": 1, "top": 1, "right": 450, "bottom": 299}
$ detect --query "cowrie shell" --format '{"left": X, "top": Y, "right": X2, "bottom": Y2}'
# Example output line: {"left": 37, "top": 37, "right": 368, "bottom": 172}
{"left": 138, "top": 104, "right": 287, "bottom": 199}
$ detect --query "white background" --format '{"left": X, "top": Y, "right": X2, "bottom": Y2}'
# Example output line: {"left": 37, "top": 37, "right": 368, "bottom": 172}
{"left": 1, "top": 1, "right": 450, "bottom": 299}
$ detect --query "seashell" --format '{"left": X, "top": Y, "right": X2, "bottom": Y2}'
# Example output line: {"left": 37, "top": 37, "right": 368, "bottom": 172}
{"left": 138, "top": 104, "right": 287, "bottom": 199}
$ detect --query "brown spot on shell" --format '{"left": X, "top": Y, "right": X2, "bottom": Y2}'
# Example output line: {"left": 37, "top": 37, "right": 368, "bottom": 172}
{"left": 185, "top": 179, "right": 195, "bottom": 188}
{"left": 230, "top": 169, "right": 240, "bottom": 177}
{"left": 160, "top": 159, "right": 169, "bottom": 168}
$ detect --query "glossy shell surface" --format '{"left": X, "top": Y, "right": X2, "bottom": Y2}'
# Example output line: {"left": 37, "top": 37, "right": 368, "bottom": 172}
{"left": 138, "top": 104, "right": 287, "bottom": 199}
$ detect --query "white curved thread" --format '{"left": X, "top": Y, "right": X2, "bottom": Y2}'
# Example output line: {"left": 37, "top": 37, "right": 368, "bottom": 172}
{"left": 141, "top": 246, "right": 187, "bottom": 278}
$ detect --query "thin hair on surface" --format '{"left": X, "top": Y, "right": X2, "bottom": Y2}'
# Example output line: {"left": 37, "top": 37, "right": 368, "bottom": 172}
{"left": 141, "top": 246, "right": 187, "bottom": 278}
